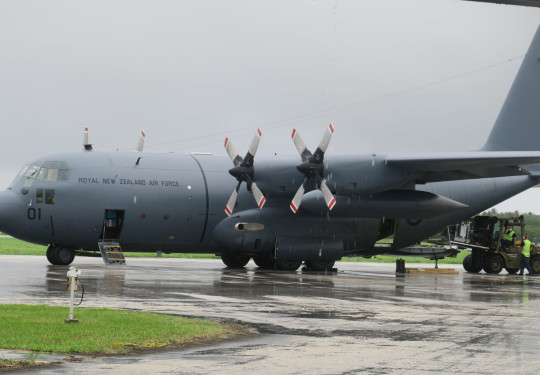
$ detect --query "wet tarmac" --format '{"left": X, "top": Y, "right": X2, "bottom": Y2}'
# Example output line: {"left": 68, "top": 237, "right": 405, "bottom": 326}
{"left": 1, "top": 255, "right": 540, "bottom": 374}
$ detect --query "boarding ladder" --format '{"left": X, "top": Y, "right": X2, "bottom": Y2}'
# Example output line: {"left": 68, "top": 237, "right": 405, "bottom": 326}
{"left": 98, "top": 241, "right": 126, "bottom": 265}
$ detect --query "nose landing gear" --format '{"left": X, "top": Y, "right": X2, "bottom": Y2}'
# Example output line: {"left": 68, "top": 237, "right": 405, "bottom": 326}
{"left": 46, "top": 245, "right": 75, "bottom": 265}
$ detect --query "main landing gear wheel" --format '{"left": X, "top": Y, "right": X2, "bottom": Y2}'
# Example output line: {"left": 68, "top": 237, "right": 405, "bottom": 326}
{"left": 46, "top": 245, "right": 75, "bottom": 266}
{"left": 221, "top": 254, "right": 250, "bottom": 269}
{"left": 253, "top": 253, "right": 276, "bottom": 269}
{"left": 463, "top": 254, "right": 482, "bottom": 273}
{"left": 483, "top": 254, "right": 504, "bottom": 274}
{"left": 305, "top": 260, "right": 335, "bottom": 271}
{"left": 275, "top": 260, "right": 303, "bottom": 271}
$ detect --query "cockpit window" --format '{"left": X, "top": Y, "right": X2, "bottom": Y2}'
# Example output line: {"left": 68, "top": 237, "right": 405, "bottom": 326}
{"left": 17, "top": 161, "right": 69, "bottom": 183}
{"left": 46, "top": 169, "right": 58, "bottom": 181}
{"left": 42, "top": 161, "right": 69, "bottom": 181}
{"left": 24, "top": 165, "right": 40, "bottom": 178}
{"left": 36, "top": 168, "right": 46, "bottom": 180}
{"left": 57, "top": 169, "right": 69, "bottom": 181}
{"left": 42, "top": 161, "right": 68, "bottom": 169}
{"left": 18, "top": 165, "right": 30, "bottom": 176}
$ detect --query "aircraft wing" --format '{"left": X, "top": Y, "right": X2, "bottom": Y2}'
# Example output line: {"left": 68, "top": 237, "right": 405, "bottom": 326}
{"left": 385, "top": 151, "right": 540, "bottom": 183}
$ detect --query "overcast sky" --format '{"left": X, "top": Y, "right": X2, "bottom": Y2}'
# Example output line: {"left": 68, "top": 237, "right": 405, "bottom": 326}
{"left": 1, "top": 0, "right": 540, "bottom": 213}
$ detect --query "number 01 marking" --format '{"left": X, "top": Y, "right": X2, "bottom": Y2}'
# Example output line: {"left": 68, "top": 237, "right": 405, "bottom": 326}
{"left": 27, "top": 208, "right": 42, "bottom": 220}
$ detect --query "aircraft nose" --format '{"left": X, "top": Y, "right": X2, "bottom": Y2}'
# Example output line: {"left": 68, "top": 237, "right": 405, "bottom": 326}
{"left": 0, "top": 189, "right": 25, "bottom": 236}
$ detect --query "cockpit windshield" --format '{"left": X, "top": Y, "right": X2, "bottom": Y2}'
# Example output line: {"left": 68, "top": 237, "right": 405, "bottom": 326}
{"left": 16, "top": 161, "right": 69, "bottom": 188}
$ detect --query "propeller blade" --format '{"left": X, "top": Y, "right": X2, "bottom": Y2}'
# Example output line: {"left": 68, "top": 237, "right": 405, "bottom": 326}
{"left": 250, "top": 182, "right": 266, "bottom": 209}
{"left": 224, "top": 129, "right": 266, "bottom": 212}
{"left": 224, "top": 138, "right": 242, "bottom": 166}
{"left": 225, "top": 182, "right": 242, "bottom": 216}
{"left": 291, "top": 129, "right": 312, "bottom": 162}
{"left": 312, "top": 123, "right": 334, "bottom": 162}
{"left": 319, "top": 179, "right": 336, "bottom": 211}
{"left": 290, "top": 181, "right": 306, "bottom": 213}
{"left": 136, "top": 129, "right": 146, "bottom": 152}
{"left": 291, "top": 125, "right": 336, "bottom": 213}
{"left": 243, "top": 128, "right": 262, "bottom": 166}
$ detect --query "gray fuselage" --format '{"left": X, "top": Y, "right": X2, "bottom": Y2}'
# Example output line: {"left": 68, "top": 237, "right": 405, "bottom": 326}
{"left": 0, "top": 150, "right": 535, "bottom": 259}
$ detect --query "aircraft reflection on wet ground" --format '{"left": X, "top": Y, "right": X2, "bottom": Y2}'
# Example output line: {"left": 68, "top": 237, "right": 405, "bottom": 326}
{"left": 2, "top": 255, "right": 540, "bottom": 375}
{"left": 38, "top": 258, "right": 540, "bottom": 305}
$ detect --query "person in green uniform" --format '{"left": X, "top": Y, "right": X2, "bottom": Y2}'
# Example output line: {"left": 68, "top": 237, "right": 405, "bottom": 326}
{"left": 519, "top": 233, "right": 534, "bottom": 276}
{"left": 502, "top": 224, "right": 517, "bottom": 248}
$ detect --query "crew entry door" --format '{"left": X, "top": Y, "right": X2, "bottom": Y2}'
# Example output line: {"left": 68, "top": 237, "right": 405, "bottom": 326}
{"left": 100, "top": 209, "right": 125, "bottom": 241}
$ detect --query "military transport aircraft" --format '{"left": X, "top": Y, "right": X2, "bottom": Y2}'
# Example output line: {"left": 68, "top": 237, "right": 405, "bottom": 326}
{"left": 1, "top": 26, "right": 540, "bottom": 272}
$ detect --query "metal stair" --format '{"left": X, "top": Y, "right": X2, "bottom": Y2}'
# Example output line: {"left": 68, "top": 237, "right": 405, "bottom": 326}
{"left": 98, "top": 241, "right": 126, "bottom": 265}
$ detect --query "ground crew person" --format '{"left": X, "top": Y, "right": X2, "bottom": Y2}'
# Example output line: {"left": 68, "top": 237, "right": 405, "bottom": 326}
{"left": 519, "top": 233, "right": 534, "bottom": 276}
{"left": 502, "top": 224, "right": 517, "bottom": 248}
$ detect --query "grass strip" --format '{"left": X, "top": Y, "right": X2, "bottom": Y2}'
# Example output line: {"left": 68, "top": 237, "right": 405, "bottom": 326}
{"left": 0, "top": 237, "right": 467, "bottom": 263}
{"left": 0, "top": 304, "right": 246, "bottom": 355}
{"left": 0, "top": 238, "right": 46, "bottom": 255}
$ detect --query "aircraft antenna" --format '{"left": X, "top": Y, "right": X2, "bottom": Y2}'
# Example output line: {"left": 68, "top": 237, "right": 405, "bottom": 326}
{"left": 83, "top": 127, "right": 93, "bottom": 151}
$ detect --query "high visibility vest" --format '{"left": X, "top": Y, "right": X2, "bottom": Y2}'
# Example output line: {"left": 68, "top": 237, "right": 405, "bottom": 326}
{"left": 503, "top": 230, "right": 515, "bottom": 242}
{"left": 522, "top": 239, "right": 531, "bottom": 257}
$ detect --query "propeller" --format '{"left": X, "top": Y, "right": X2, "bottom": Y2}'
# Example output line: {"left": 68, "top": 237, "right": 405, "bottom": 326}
{"left": 224, "top": 128, "right": 266, "bottom": 216}
{"left": 290, "top": 123, "right": 336, "bottom": 213}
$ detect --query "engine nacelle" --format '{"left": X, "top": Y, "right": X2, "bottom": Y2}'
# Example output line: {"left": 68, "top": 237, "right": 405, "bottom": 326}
{"left": 212, "top": 208, "right": 346, "bottom": 261}
{"left": 212, "top": 210, "right": 275, "bottom": 254}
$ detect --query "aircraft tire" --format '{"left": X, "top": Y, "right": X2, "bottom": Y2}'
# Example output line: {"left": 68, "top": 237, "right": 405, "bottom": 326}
{"left": 463, "top": 254, "right": 482, "bottom": 273}
{"left": 483, "top": 254, "right": 504, "bottom": 274}
{"left": 46, "top": 245, "right": 75, "bottom": 266}
{"left": 253, "top": 253, "right": 276, "bottom": 269}
{"left": 305, "top": 260, "right": 335, "bottom": 271}
{"left": 46, "top": 245, "right": 57, "bottom": 265}
{"left": 221, "top": 254, "right": 250, "bottom": 269}
{"left": 275, "top": 260, "right": 302, "bottom": 271}
{"left": 530, "top": 256, "right": 540, "bottom": 274}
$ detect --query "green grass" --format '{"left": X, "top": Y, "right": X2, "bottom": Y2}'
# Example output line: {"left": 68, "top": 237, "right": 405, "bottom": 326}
{"left": 0, "top": 304, "right": 247, "bottom": 355}
{"left": 125, "top": 252, "right": 219, "bottom": 259}
{"left": 0, "top": 237, "right": 219, "bottom": 258}
{"left": 0, "top": 238, "right": 47, "bottom": 255}
{"left": 0, "top": 237, "right": 466, "bottom": 263}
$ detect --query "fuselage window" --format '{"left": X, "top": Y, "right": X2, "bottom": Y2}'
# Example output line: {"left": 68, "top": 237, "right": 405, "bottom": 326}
{"left": 36, "top": 189, "right": 44, "bottom": 204}
{"left": 45, "top": 189, "right": 55, "bottom": 204}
